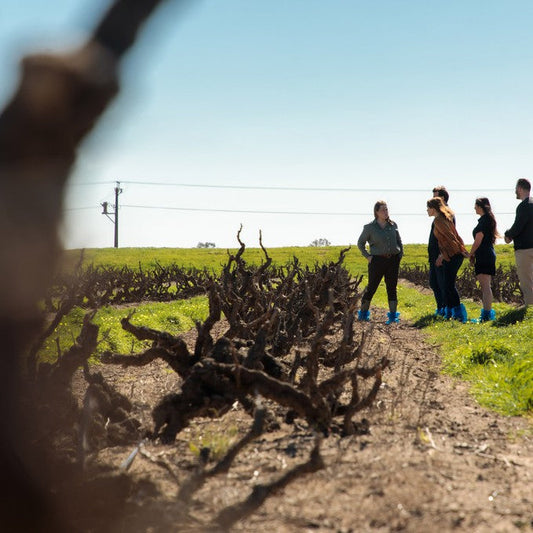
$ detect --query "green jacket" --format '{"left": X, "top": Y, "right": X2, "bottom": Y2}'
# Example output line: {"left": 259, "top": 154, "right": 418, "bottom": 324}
{"left": 357, "top": 219, "right": 403, "bottom": 259}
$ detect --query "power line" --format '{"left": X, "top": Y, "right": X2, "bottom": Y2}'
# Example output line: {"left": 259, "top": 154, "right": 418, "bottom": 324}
{"left": 66, "top": 179, "right": 513, "bottom": 193}
{"left": 120, "top": 204, "right": 515, "bottom": 216}
{"left": 67, "top": 181, "right": 116, "bottom": 186}
{"left": 64, "top": 203, "right": 516, "bottom": 217}
{"left": 122, "top": 204, "right": 370, "bottom": 215}
{"left": 119, "top": 180, "right": 512, "bottom": 193}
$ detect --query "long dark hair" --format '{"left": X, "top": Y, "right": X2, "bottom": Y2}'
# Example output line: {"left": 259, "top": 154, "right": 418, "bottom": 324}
{"left": 475, "top": 197, "right": 499, "bottom": 243}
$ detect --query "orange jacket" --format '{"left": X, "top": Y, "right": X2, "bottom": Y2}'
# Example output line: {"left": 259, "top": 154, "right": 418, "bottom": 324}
{"left": 433, "top": 216, "right": 467, "bottom": 261}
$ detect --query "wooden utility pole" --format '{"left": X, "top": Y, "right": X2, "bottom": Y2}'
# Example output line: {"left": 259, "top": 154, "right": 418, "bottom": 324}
{"left": 101, "top": 181, "right": 123, "bottom": 247}
{"left": 114, "top": 181, "right": 122, "bottom": 247}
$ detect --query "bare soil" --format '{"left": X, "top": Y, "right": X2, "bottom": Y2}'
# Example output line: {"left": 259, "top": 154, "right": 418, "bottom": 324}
{"left": 80, "top": 306, "right": 532, "bottom": 532}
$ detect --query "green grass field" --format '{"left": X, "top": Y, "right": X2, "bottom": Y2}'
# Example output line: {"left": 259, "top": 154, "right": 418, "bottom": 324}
{"left": 60, "top": 243, "right": 516, "bottom": 277}
{"left": 52, "top": 245, "right": 531, "bottom": 418}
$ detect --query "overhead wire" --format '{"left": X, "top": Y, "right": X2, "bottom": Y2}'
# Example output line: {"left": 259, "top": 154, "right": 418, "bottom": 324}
{"left": 64, "top": 180, "right": 516, "bottom": 215}
{"left": 118, "top": 205, "right": 515, "bottom": 216}
{"left": 68, "top": 179, "right": 512, "bottom": 193}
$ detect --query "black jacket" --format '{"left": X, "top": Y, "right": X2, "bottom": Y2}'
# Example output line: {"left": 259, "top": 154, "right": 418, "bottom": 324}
{"left": 505, "top": 197, "right": 533, "bottom": 250}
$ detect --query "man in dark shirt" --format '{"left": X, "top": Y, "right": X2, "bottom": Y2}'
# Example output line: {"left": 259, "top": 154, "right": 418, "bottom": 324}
{"left": 504, "top": 178, "right": 533, "bottom": 306}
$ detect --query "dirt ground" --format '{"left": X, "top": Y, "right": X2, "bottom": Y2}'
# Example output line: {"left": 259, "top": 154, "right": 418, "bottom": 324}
{"left": 82, "top": 305, "right": 532, "bottom": 533}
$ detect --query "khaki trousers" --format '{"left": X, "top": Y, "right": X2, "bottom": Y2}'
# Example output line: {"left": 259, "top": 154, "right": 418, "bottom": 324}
{"left": 515, "top": 248, "right": 533, "bottom": 306}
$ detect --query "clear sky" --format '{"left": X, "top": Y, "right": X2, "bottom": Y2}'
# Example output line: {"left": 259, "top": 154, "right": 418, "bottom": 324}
{"left": 1, "top": 0, "right": 532, "bottom": 249}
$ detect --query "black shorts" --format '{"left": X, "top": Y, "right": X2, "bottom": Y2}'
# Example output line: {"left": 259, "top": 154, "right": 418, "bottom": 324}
{"left": 474, "top": 249, "right": 496, "bottom": 276}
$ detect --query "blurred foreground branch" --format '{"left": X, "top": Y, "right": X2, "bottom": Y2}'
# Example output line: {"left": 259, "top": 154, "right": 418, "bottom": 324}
{"left": 0, "top": 1, "right": 170, "bottom": 531}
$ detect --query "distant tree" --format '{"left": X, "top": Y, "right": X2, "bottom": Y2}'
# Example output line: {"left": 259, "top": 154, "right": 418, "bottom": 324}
{"left": 197, "top": 242, "right": 216, "bottom": 249}
{"left": 309, "top": 238, "right": 331, "bottom": 247}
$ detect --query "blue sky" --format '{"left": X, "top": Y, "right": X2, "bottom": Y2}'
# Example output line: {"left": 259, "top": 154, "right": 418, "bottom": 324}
{"left": 1, "top": 0, "right": 532, "bottom": 249}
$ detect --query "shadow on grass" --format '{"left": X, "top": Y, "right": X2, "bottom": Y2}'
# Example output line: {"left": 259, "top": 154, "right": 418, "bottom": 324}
{"left": 492, "top": 307, "right": 531, "bottom": 328}
{"left": 412, "top": 307, "right": 531, "bottom": 329}
{"left": 412, "top": 313, "right": 444, "bottom": 329}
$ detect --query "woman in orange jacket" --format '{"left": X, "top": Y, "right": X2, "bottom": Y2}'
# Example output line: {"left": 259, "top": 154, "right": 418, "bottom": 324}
{"left": 426, "top": 197, "right": 469, "bottom": 322}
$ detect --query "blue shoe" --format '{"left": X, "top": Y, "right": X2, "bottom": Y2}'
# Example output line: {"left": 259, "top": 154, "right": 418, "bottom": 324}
{"left": 386, "top": 311, "right": 400, "bottom": 324}
{"left": 357, "top": 310, "right": 370, "bottom": 322}
{"left": 451, "top": 304, "right": 467, "bottom": 323}
{"left": 444, "top": 307, "right": 453, "bottom": 319}
{"left": 480, "top": 309, "right": 496, "bottom": 322}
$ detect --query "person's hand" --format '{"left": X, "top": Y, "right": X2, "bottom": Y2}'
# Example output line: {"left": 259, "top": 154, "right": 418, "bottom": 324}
{"left": 504, "top": 235, "right": 512, "bottom": 244}
{"left": 366, "top": 256, "right": 372, "bottom": 263}
{"left": 469, "top": 255, "right": 475, "bottom": 265}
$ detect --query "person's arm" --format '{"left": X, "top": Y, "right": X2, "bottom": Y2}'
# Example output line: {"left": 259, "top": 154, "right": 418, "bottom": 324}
{"left": 396, "top": 224, "right": 404, "bottom": 258}
{"left": 357, "top": 226, "right": 371, "bottom": 260}
{"left": 435, "top": 249, "right": 446, "bottom": 266}
{"left": 469, "top": 231, "right": 484, "bottom": 262}
{"left": 505, "top": 202, "right": 527, "bottom": 240}
{"left": 433, "top": 218, "right": 451, "bottom": 263}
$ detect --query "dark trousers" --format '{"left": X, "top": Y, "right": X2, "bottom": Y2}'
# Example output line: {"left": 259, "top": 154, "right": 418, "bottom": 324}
{"left": 361, "top": 255, "right": 401, "bottom": 305}
{"left": 429, "top": 260, "right": 446, "bottom": 309}
{"left": 442, "top": 254, "right": 464, "bottom": 309}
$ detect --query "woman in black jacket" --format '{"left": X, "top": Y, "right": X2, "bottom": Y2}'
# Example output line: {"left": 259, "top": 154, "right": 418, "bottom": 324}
{"left": 468, "top": 197, "right": 499, "bottom": 322}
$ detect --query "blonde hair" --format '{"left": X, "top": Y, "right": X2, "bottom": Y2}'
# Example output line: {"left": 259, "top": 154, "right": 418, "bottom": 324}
{"left": 427, "top": 197, "right": 454, "bottom": 222}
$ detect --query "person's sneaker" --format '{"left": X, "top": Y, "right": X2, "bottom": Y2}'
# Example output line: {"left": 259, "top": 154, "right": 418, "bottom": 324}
{"left": 480, "top": 309, "right": 496, "bottom": 322}
{"left": 386, "top": 311, "right": 400, "bottom": 324}
{"left": 451, "top": 304, "right": 468, "bottom": 323}
{"left": 357, "top": 310, "right": 370, "bottom": 321}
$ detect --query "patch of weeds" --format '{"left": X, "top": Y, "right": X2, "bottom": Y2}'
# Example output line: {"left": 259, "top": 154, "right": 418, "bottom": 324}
{"left": 188, "top": 425, "right": 240, "bottom": 461}
{"left": 444, "top": 344, "right": 474, "bottom": 376}
{"left": 165, "top": 315, "right": 183, "bottom": 328}
{"left": 38, "top": 306, "right": 85, "bottom": 364}
{"left": 37, "top": 297, "right": 210, "bottom": 365}
{"left": 468, "top": 356, "right": 533, "bottom": 416}
{"left": 469, "top": 342, "right": 512, "bottom": 365}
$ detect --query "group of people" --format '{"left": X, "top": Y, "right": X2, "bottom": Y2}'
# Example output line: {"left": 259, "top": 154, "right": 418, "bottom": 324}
{"left": 356, "top": 178, "right": 533, "bottom": 324}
